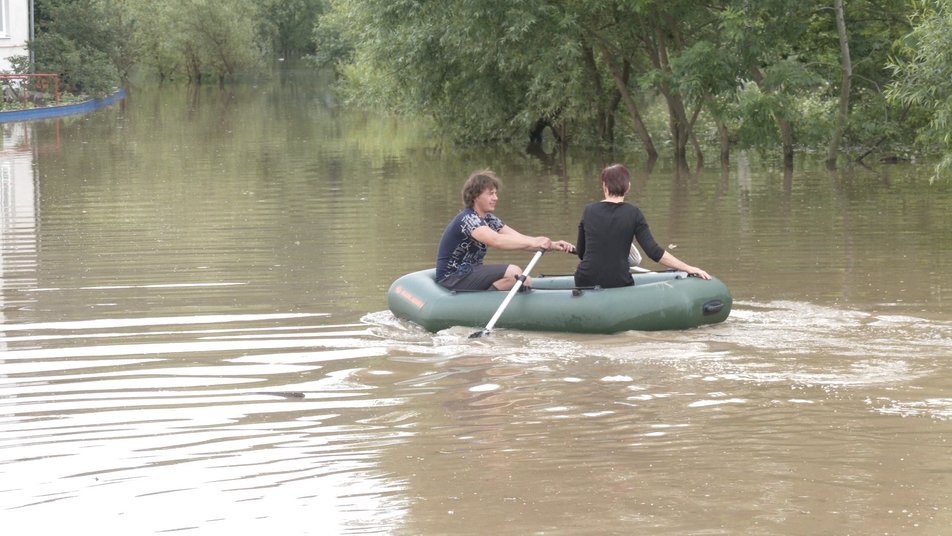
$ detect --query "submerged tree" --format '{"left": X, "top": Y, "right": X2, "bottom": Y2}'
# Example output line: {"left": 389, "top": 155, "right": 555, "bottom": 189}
{"left": 316, "top": 0, "right": 919, "bottom": 171}
{"left": 257, "top": 0, "right": 327, "bottom": 60}
{"left": 126, "top": 0, "right": 261, "bottom": 84}
{"left": 28, "top": 0, "right": 280, "bottom": 87}
{"left": 21, "top": 0, "right": 929, "bottom": 170}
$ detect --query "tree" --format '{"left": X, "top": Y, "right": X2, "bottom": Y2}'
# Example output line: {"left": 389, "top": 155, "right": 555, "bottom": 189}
{"left": 827, "top": 0, "right": 853, "bottom": 169}
{"left": 125, "top": 1, "right": 182, "bottom": 81}
{"left": 29, "top": 0, "right": 134, "bottom": 96}
{"left": 886, "top": 0, "right": 952, "bottom": 176}
{"left": 124, "top": 0, "right": 262, "bottom": 84}
{"left": 317, "top": 0, "right": 923, "bottom": 171}
{"left": 318, "top": 0, "right": 586, "bottom": 144}
{"left": 838, "top": 0, "right": 915, "bottom": 165}
{"left": 181, "top": 0, "right": 261, "bottom": 84}
{"left": 318, "top": 0, "right": 824, "bottom": 167}
{"left": 258, "top": 0, "right": 326, "bottom": 59}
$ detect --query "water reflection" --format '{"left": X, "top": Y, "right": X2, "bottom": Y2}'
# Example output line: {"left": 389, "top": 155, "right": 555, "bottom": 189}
{"left": 0, "top": 122, "right": 37, "bottom": 323}
{"left": 1, "top": 312, "right": 407, "bottom": 533}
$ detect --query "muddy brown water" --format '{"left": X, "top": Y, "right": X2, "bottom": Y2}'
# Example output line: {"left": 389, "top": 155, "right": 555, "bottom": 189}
{"left": 1, "top": 74, "right": 950, "bottom": 534}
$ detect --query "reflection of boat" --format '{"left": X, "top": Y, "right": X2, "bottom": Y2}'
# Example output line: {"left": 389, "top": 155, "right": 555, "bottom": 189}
{"left": 387, "top": 269, "right": 732, "bottom": 334}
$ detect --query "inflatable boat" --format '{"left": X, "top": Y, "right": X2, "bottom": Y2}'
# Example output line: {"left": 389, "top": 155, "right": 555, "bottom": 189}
{"left": 387, "top": 269, "right": 731, "bottom": 334}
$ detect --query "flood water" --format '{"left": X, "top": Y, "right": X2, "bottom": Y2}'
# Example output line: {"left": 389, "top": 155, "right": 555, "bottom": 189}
{"left": 1, "top": 70, "right": 951, "bottom": 535}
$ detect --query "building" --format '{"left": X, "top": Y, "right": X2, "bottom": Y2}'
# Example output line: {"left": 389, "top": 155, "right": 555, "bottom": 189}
{"left": 0, "top": 0, "right": 33, "bottom": 73}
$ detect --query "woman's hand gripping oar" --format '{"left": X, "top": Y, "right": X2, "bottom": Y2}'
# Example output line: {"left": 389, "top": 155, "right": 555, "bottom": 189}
{"left": 469, "top": 248, "right": 546, "bottom": 338}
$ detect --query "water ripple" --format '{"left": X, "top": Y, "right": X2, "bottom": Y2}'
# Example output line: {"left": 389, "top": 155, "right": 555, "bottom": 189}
{"left": 0, "top": 312, "right": 410, "bottom": 533}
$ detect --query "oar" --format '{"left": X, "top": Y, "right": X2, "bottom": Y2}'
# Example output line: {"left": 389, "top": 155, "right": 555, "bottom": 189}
{"left": 469, "top": 248, "right": 546, "bottom": 338}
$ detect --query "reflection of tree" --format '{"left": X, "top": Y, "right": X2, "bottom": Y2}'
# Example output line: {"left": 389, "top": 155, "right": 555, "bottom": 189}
{"left": 665, "top": 165, "right": 693, "bottom": 251}
{"left": 524, "top": 139, "right": 565, "bottom": 176}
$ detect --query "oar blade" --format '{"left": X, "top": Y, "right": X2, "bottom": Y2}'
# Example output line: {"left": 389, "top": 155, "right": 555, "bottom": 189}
{"left": 469, "top": 248, "right": 546, "bottom": 339}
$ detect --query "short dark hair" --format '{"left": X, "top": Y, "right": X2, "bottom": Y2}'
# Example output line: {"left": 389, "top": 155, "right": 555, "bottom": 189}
{"left": 601, "top": 164, "right": 630, "bottom": 197}
{"left": 462, "top": 169, "right": 501, "bottom": 208}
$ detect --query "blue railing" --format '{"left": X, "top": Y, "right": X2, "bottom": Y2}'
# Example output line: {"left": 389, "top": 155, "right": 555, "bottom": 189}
{"left": 0, "top": 88, "right": 127, "bottom": 123}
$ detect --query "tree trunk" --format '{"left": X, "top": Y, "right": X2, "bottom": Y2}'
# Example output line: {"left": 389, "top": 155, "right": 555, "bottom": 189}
{"left": 751, "top": 65, "right": 795, "bottom": 168}
{"left": 600, "top": 47, "right": 658, "bottom": 161}
{"left": 781, "top": 120, "right": 795, "bottom": 168}
{"left": 716, "top": 120, "right": 730, "bottom": 165}
{"left": 663, "top": 92, "right": 691, "bottom": 167}
{"left": 582, "top": 45, "right": 616, "bottom": 145}
{"left": 704, "top": 95, "right": 731, "bottom": 165}
{"left": 652, "top": 26, "right": 691, "bottom": 168}
{"left": 827, "top": 0, "right": 852, "bottom": 169}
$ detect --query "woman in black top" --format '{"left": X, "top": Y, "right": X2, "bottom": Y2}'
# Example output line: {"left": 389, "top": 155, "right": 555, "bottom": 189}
{"left": 574, "top": 164, "right": 711, "bottom": 288}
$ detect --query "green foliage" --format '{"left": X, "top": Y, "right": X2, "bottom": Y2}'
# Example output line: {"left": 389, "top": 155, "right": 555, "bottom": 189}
{"left": 185, "top": 0, "right": 261, "bottom": 82}
{"left": 20, "top": 0, "right": 938, "bottom": 169}
{"left": 29, "top": 0, "right": 131, "bottom": 96}
{"left": 320, "top": 0, "right": 579, "bottom": 143}
{"left": 886, "top": 0, "right": 952, "bottom": 174}
{"left": 320, "top": 0, "right": 878, "bottom": 157}
{"left": 733, "top": 82, "right": 781, "bottom": 147}
{"left": 792, "top": 0, "right": 913, "bottom": 158}
{"left": 31, "top": 0, "right": 276, "bottom": 88}
{"left": 320, "top": 0, "right": 653, "bottom": 145}
{"left": 257, "top": 0, "right": 326, "bottom": 59}
{"left": 128, "top": 0, "right": 262, "bottom": 83}
{"left": 126, "top": 2, "right": 183, "bottom": 81}
{"left": 310, "top": 6, "right": 356, "bottom": 71}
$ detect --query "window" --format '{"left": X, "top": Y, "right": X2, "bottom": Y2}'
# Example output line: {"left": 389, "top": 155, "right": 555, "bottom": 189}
{"left": 0, "top": 0, "right": 7, "bottom": 39}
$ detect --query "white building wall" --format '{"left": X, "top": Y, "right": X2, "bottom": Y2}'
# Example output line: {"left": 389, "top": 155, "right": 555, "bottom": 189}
{"left": 0, "top": 0, "right": 31, "bottom": 73}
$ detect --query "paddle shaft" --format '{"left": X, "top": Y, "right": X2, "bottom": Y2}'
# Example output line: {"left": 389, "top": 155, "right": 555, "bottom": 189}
{"left": 473, "top": 248, "right": 545, "bottom": 337}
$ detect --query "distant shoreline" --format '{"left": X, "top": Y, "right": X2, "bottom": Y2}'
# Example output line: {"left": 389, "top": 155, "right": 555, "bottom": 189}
{"left": 0, "top": 88, "right": 127, "bottom": 123}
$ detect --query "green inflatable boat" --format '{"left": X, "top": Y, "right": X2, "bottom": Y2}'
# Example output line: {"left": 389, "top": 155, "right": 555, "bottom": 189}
{"left": 387, "top": 269, "right": 732, "bottom": 334}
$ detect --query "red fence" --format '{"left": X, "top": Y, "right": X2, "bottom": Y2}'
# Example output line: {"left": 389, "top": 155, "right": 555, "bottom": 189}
{"left": 0, "top": 74, "right": 61, "bottom": 107}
